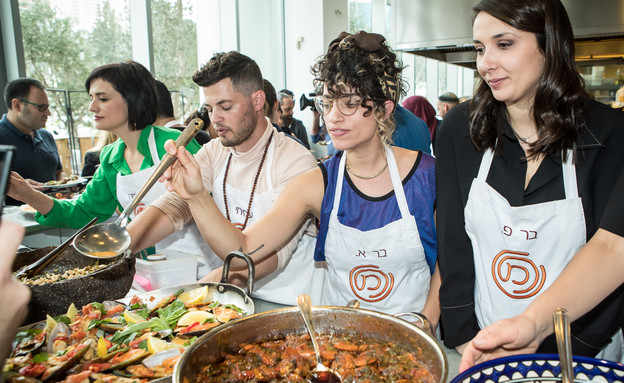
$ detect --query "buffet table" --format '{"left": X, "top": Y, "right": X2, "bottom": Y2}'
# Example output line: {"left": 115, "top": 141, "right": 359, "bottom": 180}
{"left": 3, "top": 204, "right": 462, "bottom": 381}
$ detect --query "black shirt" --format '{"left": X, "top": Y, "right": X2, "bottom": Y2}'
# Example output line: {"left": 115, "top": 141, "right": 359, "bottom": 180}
{"left": 81, "top": 150, "right": 101, "bottom": 177}
{"left": 600, "top": 167, "right": 624, "bottom": 237}
{"left": 0, "top": 114, "right": 63, "bottom": 205}
{"left": 436, "top": 99, "right": 624, "bottom": 355}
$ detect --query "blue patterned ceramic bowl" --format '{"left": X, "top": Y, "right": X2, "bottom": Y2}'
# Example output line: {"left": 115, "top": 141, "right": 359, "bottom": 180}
{"left": 452, "top": 354, "right": 624, "bottom": 383}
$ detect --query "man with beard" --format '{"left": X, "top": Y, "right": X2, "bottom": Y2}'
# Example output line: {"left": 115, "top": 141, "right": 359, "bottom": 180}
{"left": 127, "top": 51, "right": 326, "bottom": 305}
{"left": 278, "top": 89, "right": 311, "bottom": 149}
{"left": 1, "top": 78, "right": 65, "bottom": 205}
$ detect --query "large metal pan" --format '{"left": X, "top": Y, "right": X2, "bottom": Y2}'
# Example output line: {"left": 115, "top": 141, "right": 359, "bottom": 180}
{"left": 174, "top": 306, "right": 448, "bottom": 383}
{"left": 118, "top": 250, "right": 255, "bottom": 316}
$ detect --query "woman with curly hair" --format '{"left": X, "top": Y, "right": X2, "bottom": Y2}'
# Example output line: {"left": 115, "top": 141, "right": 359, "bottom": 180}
{"left": 158, "top": 31, "right": 440, "bottom": 328}
{"left": 436, "top": 0, "right": 624, "bottom": 359}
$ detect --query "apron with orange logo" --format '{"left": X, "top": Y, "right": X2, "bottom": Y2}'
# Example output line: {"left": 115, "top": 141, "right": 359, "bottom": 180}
{"left": 466, "top": 148, "right": 585, "bottom": 327}
{"left": 322, "top": 146, "right": 431, "bottom": 313}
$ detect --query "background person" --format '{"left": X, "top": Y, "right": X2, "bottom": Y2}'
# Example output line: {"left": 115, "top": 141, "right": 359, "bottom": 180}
{"left": 154, "top": 79, "right": 211, "bottom": 145}
{"left": 402, "top": 95, "right": 439, "bottom": 153}
{"left": 0, "top": 78, "right": 65, "bottom": 205}
{"left": 127, "top": 51, "right": 325, "bottom": 303}
{"left": 278, "top": 89, "right": 311, "bottom": 149}
{"left": 184, "top": 106, "right": 217, "bottom": 139}
{"left": 460, "top": 167, "right": 624, "bottom": 370}
{"left": 437, "top": 91, "right": 459, "bottom": 118}
{"left": 436, "top": 0, "right": 624, "bottom": 359}
{"left": 81, "top": 131, "right": 117, "bottom": 177}
{"left": 148, "top": 31, "right": 440, "bottom": 328}
{"left": 393, "top": 104, "right": 432, "bottom": 154}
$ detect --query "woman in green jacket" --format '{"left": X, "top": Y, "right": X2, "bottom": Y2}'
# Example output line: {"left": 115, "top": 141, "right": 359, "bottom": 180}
{"left": 8, "top": 61, "right": 202, "bottom": 231}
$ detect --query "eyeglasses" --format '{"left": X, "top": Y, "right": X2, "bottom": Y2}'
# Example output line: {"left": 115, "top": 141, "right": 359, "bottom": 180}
{"left": 314, "top": 94, "right": 363, "bottom": 116}
{"left": 19, "top": 99, "right": 49, "bottom": 112}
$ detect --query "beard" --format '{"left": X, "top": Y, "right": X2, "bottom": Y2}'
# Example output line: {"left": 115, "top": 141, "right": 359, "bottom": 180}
{"left": 281, "top": 114, "right": 293, "bottom": 127}
{"left": 219, "top": 101, "right": 258, "bottom": 147}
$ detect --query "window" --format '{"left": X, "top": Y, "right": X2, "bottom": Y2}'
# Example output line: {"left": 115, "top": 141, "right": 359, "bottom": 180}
{"left": 151, "top": 0, "right": 200, "bottom": 122}
{"left": 349, "top": 0, "right": 372, "bottom": 33}
{"left": 19, "top": 0, "right": 132, "bottom": 174}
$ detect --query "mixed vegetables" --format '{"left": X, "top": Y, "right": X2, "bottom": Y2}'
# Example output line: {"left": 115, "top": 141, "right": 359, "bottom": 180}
{"left": 2, "top": 286, "right": 245, "bottom": 383}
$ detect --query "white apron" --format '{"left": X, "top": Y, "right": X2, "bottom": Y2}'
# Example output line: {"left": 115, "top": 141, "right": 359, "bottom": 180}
{"left": 212, "top": 136, "right": 326, "bottom": 305}
{"left": 322, "top": 146, "right": 431, "bottom": 313}
{"left": 466, "top": 148, "right": 623, "bottom": 360}
{"left": 116, "top": 129, "right": 214, "bottom": 265}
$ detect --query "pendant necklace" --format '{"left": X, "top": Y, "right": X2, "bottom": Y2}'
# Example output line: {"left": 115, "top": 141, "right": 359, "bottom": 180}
{"left": 346, "top": 160, "right": 388, "bottom": 180}
{"left": 223, "top": 132, "right": 274, "bottom": 231}
{"left": 512, "top": 129, "right": 537, "bottom": 144}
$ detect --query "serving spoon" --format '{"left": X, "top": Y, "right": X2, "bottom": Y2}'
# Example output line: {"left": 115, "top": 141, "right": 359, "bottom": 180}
{"left": 297, "top": 294, "right": 341, "bottom": 383}
{"left": 554, "top": 308, "right": 574, "bottom": 383}
{"left": 72, "top": 118, "right": 203, "bottom": 259}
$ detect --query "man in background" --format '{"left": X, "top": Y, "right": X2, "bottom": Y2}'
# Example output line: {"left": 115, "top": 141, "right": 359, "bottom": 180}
{"left": 437, "top": 91, "right": 459, "bottom": 119}
{"left": 154, "top": 79, "right": 211, "bottom": 145}
{"left": 0, "top": 78, "right": 65, "bottom": 205}
{"left": 278, "top": 89, "right": 311, "bottom": 149}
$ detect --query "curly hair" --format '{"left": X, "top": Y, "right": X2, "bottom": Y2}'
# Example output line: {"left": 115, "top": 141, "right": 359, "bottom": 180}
{"left": 311, "top": 31, "right": 406, "bottom": 146}
{"left": 470, "top": 0, "right": 587, "bottom": 161}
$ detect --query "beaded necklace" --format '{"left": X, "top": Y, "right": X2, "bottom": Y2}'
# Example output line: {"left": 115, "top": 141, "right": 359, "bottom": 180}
{"left": 222, "top": 132, "right": 274, "bottom": 231}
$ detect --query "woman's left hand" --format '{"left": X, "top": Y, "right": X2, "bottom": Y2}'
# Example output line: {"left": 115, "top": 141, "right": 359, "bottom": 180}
{"left": 160, "top": 139, "right": 205, "bottom": 200}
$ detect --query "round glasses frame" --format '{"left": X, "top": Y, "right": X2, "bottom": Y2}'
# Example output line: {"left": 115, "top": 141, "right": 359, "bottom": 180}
{"left": 314, "top": 94, "right": 363, "bottom": 116}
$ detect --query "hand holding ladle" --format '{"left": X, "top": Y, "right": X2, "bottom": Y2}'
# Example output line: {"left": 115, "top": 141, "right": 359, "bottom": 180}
{"left": 72, "top": 118, "right": 203, "bottom": 259}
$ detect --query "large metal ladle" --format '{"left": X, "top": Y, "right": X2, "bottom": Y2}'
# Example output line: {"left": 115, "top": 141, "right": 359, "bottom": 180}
{"left": 297, "top": 294, "right": 341, "bottom": 383}
{"left": 72, "top": 118, "right": 203, "bottom": 259}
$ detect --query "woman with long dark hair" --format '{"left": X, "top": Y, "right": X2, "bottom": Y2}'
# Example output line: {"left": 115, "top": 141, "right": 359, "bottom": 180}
{"left": 436, "top": 0, "right": 624, "bottom": 360}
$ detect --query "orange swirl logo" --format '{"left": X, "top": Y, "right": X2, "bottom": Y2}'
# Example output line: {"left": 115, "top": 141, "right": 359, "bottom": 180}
{"left": 492, "top": 250, "right": 546, "bottom": 299}
{"left": 349, "top": 265, "right": 394, "bottom": 302}
{"left": 134, "top": 203, "right": 146, "bottom": 217}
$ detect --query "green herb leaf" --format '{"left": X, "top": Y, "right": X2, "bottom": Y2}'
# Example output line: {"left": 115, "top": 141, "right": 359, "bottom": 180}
{"left": 53, "top": 315, "right": 71, "bottom": 325}
{"left": 147, "top": 317, "right": 170, "bottom": 332}
{"left": 183, "top": 336, "right": 198, "bottom": 347}
{"left": 87, "top": 318, "right": 111, "bottom": 331}
{"left": 138, "top": 339, "right": 148, "bottom": 351}
{"left": 136, "top": 309, "right": 150, "bottom": 320}
{"left": 32, "top": 353, "right": 49, "bottom": 363}
{"left": 110, "top": 321, "right": 153, "bottom": 344}
{"left": 224, "top": 304, "right": 244, "bottom": 314}
{"left": 91, "top": 302, "right": 107, "bottom": 315}
{"left": 157, "top": 299, "right": 187, "bottom": 327}
{"left": 14, "top": 328, "right": 39, "bottom": 345}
